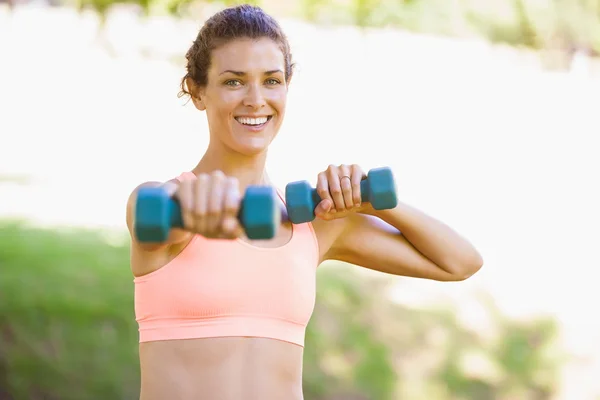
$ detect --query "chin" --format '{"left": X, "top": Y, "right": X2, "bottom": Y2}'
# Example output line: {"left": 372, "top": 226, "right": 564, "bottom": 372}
{"left": 229, "top": 132, "right": 276, "bottom": 156}
{"left": 234, "top": 140, "right": 272, "bottom": 156}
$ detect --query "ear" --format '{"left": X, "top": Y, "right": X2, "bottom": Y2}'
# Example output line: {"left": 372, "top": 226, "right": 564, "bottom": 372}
{"left": 191, "top": 95, "right": 206, "bottom": 111}
{"left": 186, "top": 77, "right": 206, "bottom": 111}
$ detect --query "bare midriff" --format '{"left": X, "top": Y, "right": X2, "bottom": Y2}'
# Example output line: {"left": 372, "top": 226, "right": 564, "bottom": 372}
{"left": 138, "top": 337, "right": 304, "bottom": 400}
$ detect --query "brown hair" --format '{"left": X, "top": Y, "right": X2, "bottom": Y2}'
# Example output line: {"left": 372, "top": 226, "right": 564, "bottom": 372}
{"left": 178, "top": 4, "right": 295, "bottom": 99}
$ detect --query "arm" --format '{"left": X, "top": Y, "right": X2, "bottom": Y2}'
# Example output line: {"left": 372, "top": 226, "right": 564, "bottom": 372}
{"left": 322, "top": 202, "right": 483, "bottom": 282}
{"left": 125, "top": 180, "right": 193, "bottom": 252}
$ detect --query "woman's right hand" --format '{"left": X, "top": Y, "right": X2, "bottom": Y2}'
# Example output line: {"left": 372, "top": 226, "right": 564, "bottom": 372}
{"left": 175, "top": 170, "right": 244, "bottom": 239}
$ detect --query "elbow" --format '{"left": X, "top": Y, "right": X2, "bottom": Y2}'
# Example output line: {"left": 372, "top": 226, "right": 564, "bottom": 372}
{"left": 445, "top": 253, "right": 484, "bottom": 282}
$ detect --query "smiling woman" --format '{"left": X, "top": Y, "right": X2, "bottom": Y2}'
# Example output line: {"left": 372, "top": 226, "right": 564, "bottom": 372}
{"left": 128, "top": 6, "right": 313, "bottom": 400}
{"left": 125, "top": 3, "right": 483, "bottom": 400}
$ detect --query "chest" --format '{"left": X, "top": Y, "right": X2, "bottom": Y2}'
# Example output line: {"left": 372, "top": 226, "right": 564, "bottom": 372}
{"left": 241, "top": 221, "right": 293, "bottom": 249}
{"left": 164, "top": 232, "right": 317, "bottom": 323}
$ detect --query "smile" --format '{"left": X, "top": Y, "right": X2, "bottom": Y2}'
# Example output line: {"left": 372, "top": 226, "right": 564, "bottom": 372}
{"left": 234, "top": 116, "right": 273, "bottom": 128}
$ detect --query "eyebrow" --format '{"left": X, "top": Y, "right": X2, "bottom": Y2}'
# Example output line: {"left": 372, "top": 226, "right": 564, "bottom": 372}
{"left": 219, "top": 69, "right": 283, "bottom": 76}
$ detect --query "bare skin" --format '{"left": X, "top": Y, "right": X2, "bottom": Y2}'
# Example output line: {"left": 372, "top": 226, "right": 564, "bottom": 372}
{"left": 126, "top": 37, "right": 307, "bottom": 400}
{"left": 128, "top": 193, "right": 309, "bottom": 400}
{"left": 127, "top": 34, "right": 483, "bottom": 400}
{"left": 138, "top": 337, "right": 304, "bottom": 400}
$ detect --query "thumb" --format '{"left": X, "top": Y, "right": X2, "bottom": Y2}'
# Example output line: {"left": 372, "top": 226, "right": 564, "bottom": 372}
{"left": 315, "top": 199, "right": 333, "bottom": 217}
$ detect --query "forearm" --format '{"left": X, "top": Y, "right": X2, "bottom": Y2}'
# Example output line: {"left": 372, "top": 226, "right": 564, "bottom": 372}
{"left": 363, "top": 202, "right": 483, "bottom": 278}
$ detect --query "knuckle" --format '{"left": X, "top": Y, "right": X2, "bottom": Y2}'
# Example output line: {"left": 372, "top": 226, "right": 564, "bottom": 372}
{"left": 192, "top": 212, "right": 205, "bottom": 221}
{"left": 193, "top": 199, "right": 206, "bottom": 212}
{"left": 181, "top": 210, "right": 192, "bottom": 222}
{"left": 226, "top": 176, "right": 239, "bottom": 187}
{"left": 224, "top": 200, "right": 239, "bottom": 214}
{"left": 207, "top": 203, "right": 221, "bottom": 215}
{"left": 316, "top": 178, "right": 329, "bottom": 187}
{"left": 196, "top": 173, "right": 210, "bottom": 183}
{"left": 179, "top": 197, "right": 192, "bottom": 211}
{"left": 192, "top": 201, "right": 206, "bottom": 214}
{"left": 317, "top": 180, "right": 328, "bottom": 188}
{"left": 330, "top": 187, "right": 342, "bottom": 195}
{"left": 317, "top": 187, "right": 330, "bottom": 196}
{"left": 224, "top": 207, "right": 238, "bottom": 217}
{"left": 211, "top": 170, "right": 225, "bottom": 179}
{"left": 195, "top": 177, "right": 209, "bottom": 191}
{"left": 227, "top": 189, "right": 240, "bottom": 201}
{"left": 177, "top": 180, "right": 189, "bottom": 194}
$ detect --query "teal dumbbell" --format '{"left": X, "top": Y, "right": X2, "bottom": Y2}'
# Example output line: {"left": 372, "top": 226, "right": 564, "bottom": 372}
{"left": 134, "top": 186, "right": 281, "bottom": 242}
{"left": 285, "top": 167, "right": 398, "bottom": 224}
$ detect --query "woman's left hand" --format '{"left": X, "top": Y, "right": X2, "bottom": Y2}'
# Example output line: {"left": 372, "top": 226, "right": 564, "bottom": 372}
{"left": 315, "top": 164, "right": 371, "bottom": 221}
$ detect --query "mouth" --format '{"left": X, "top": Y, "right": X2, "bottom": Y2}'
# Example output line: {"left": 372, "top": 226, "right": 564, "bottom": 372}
{"left": 234, "top": 115, "right": 273, "bottom": 130}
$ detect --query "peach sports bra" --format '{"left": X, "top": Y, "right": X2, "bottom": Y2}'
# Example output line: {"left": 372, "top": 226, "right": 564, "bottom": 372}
{"left": 133, "top": 172, "right": 320, "bottom": 347}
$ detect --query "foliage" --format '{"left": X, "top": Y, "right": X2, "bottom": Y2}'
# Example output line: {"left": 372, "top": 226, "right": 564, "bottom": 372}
{"left": 46, "top": 0, "right": 599, "bottom": 62}
{"left": 0, "top": 221, "right": 565, "bottom": 399}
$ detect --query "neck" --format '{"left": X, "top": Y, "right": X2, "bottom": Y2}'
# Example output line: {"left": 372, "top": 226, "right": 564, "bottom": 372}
{"left": 192, "top": 142, "right": 271, "bottom": 193}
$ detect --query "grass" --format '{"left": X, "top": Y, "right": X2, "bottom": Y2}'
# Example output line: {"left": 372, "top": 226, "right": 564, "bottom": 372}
{"left": 0, "top": 221, "right": 139, "bottom": 400}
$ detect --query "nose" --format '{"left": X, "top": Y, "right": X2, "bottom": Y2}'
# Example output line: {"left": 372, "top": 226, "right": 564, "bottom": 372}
{"left": 242, "top": 83, "right": 267, "bottom": 110}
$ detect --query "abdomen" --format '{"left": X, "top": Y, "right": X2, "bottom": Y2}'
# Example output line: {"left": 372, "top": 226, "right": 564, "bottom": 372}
{"left": 139, "top": 337, "right": 304, "bottom": 400}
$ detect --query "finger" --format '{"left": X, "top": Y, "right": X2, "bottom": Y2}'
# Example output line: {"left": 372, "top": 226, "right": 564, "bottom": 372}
{"left": 316, "top": 171, "right": 333, "bottom": 217}
{"left": 221, "top": 177, "right": 242, "bottom": 239}
{"left": 327, "top": 165, "right": 345, "bottom": 211}
{"left": 206, "top": 170, "right": 225, "bottom": 237}
{"left": 221, "top": 216, "right": 244, "bottom": 239}
{"left": 350, "top": 164, "right": 366, "bottom": 207}
{"left": 177, "top": 179, "right": 195, "bottom": 231}
{"left": 339, "top": 164, "right": 353, "bottom": 210}
{"left": 193, "top": 174, "right": 209, "bottom": 234}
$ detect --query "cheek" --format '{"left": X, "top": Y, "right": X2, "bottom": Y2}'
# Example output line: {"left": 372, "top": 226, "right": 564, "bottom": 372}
{"left": 272, "top": 91, "right": 288, "bottom": 113}
{"left": 209, "top": 97, "right": 236, "bottom": 120}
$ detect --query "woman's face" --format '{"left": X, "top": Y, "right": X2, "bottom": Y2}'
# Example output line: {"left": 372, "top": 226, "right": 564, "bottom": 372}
{"left": 193, "top": 37, "right": 289, "bottom": 156}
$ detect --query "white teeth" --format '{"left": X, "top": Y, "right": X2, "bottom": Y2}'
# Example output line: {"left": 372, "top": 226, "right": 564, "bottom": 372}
{"left": 235, "top": 116, "right": 269, "bottom": 126}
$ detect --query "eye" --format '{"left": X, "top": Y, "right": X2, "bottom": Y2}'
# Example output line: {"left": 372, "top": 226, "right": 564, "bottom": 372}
{"left": 224, "top": 79, "right": 242, "bottom": 87}
{"left": 265, "top": 78, "right": 281, "bottom": 85}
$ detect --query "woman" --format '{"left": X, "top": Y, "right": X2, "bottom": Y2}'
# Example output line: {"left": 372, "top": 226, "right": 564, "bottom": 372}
{"left": 125, "top": 4, "right": 483, "bottom": 400}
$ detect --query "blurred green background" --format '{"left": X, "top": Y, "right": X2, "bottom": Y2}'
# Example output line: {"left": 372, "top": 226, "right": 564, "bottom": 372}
{"left": 1, "top": 0, "right": 599, "bottom": 399}
{"left": 0, "top": 221, "right": 565, "bottom": 399}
